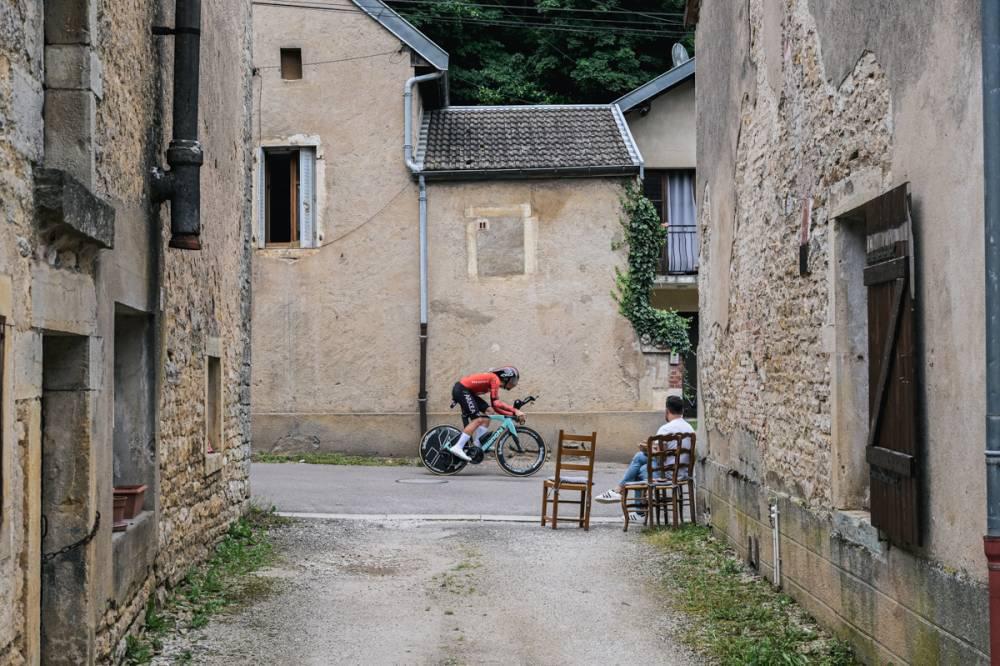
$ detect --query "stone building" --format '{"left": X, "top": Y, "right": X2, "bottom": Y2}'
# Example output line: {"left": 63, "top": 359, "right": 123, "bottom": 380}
{"left": 0, "top": 0, "right": 253, "bottom": 663}
{"left": 252, "top": 0, "right": 682, "bottom": 461}
{"left": 616, "top": 56, "right": 699, "bottom": 406}
{"left": 693, "top": 0, "right": 989, "bottom": 663}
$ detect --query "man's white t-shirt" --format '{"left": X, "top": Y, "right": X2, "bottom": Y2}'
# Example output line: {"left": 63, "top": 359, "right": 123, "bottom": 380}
{"left": 655, "top": 417, "right": 695, "bottom": 480}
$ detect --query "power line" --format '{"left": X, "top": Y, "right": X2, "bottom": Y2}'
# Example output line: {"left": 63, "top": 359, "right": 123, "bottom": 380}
{"left": 255, "top": 48, "right": 402, "bottom": 69}
{"left": 253, "top": 0, "right": 691, "bottom": 36}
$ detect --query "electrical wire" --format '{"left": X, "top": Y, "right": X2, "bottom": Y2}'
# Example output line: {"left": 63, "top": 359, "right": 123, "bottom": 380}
{"left": 252, "top": 0, "right": 691, "bottom": 36}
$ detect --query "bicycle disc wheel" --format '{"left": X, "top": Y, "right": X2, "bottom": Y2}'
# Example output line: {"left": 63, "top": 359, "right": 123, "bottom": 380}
{"left": 495, "top": 426, "right": 546, "bottom": 477}
{"left": 419, "top": 425, "right": 467, "bottom": 475}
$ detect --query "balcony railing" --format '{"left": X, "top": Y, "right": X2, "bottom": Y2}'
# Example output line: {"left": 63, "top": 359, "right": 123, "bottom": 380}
{"left": 657, "top": 225, "right": 698, "bottom": 275}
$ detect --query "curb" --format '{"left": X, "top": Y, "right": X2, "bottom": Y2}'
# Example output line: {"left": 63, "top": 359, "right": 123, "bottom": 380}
{"left": 276, "top": 511, "right": 624, "bottom": 524}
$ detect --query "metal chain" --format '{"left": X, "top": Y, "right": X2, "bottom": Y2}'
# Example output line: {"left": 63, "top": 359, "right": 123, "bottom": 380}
{"left": 42, "top": 512, "right": 101, "bottom": 563}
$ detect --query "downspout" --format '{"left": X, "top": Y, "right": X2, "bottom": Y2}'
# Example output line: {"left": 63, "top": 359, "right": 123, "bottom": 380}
{"left": 404, "top": 71, "right": 444, "bottom": 435}
{"left": 982, "top": 1, "right": 1000, "bottom": 661}
{"left": 151, "top": 0, "right": 204, "bottom": 250}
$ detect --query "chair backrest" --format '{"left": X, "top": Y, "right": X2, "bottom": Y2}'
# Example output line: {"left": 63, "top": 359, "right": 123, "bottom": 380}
{"left": 646, "top": 432, "right": 697, "bottom": 482}
{"left": 554, "top": 430, "right": 597, "bottom": 482}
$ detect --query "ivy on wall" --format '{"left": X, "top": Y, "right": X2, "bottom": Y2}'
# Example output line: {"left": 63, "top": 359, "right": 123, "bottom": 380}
{"left": 613, "top": 183, "right": 691, "bottom": 353}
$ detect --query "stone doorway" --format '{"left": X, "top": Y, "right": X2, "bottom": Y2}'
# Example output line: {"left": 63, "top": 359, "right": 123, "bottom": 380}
{"left": 40, "top": 333, "right": 96, "bottom": 665}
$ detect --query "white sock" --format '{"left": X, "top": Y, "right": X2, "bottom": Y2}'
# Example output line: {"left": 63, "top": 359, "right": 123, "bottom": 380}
{"left": 473, "top": 426, "right": 488, "bottom": 445}
{"left": 453, "top": 433, "right": 471, "bottom": 450}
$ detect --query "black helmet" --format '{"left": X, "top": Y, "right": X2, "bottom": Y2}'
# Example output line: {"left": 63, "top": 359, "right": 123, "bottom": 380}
{"left": 491, "top": 366, "right": 519, "bottom": 388}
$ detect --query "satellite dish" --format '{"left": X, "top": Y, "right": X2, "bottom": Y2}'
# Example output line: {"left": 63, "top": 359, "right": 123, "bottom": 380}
{"left": 672, "top": 43, "right": 691, "bottom": 68}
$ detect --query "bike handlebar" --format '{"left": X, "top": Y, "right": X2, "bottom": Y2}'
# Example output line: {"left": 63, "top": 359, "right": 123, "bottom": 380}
{"left": 513, "top": 395, "right": 537, "bottom": 410}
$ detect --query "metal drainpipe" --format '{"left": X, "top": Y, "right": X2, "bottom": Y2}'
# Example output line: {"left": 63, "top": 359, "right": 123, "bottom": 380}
{"left": 982, "top": 0, "right": 1000, "bottom": 660}
{"left": 151, "top": 0, "right": 204, "bottom": 250}
{"left": 404, "top": 71, "right": 443, "bottom": 434}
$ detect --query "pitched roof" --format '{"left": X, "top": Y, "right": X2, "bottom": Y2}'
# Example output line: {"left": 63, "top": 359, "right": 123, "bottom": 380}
{"left": 614, "top": 57, "right": 695, "bottom": 112}
{"left": 350, "top": 0, "right": 448, "bottom": 71}
{"left": 416, "top": 105, "right": 642, "bottom": 179}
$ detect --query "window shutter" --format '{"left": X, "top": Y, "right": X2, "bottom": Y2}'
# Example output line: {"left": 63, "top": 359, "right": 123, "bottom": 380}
{"left": 864, "top": 182, "right": 920, "bottom": 548}
{"left": 298, "top": 148, "right": 316, "bottom": 248}
{"left": 256, "top": 148, "right": 266, "bottom": 248}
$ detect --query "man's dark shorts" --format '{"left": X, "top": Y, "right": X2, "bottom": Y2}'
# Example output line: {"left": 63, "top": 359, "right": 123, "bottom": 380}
{"left": 452, "top": 382, "right": 488, "bottom": 426}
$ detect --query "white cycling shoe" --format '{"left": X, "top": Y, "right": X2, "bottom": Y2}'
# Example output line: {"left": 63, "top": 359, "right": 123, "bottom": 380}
{"left": 448, "top": 443, "right": 472, "bottom": 462}
{"left": 594, "top": 489, "right": 622, "bottom": 503}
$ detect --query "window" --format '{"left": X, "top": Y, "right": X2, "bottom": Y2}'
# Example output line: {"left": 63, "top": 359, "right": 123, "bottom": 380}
{"left": 280, "top": 48, "right": 302, "bottom": 80}
{"left": 206, "top": 353, "right": 222, "bottom": 454}
{"left": 112, "top": 306, "right": 154, "bottom": 505}
{"left": 644, "top": 169, "right": 698, "bottom": 275}
{"left": 259, "top": 147, "right": 316, "bottom": 248}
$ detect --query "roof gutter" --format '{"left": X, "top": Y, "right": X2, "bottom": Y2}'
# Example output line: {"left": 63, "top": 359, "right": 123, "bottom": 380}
{"left": 418, "top": 164, "right": 640, "bottom": 182}
{"left": 403, "top": 70, "right": 443, "bottom": 436}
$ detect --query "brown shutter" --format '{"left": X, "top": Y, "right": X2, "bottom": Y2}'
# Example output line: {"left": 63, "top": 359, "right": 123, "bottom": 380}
{"left": 863, "top": 182, "right": 920, "bottom": 548}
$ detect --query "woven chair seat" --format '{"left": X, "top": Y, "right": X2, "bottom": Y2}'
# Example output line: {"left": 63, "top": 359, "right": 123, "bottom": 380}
{"left": 547, "top": 475, "right": 592, "bottom": 485}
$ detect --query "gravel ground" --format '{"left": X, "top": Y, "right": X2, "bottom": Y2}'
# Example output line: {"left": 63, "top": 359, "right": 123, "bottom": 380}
{"left": 155, "top": 519, "right": 704, "bottom": 665}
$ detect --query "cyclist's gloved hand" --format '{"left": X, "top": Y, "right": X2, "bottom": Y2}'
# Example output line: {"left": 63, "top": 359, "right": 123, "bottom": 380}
{"left": 516, "top": 413, "right": 526, "bottom": 425}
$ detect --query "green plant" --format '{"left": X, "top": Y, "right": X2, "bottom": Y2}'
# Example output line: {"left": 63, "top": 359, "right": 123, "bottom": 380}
{"left": 613, "top": 183, "right": 691, "bottom": 353}
{"left": 646, "top": 526, "right": 858, "bottom": 665}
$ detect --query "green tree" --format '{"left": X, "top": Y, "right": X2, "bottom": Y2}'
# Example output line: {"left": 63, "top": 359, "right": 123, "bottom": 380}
{"left": 386, "top": 0, "right": 693, "bottom": 105}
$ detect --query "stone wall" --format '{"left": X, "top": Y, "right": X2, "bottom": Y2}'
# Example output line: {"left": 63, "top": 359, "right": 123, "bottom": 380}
{"left": 696, "top": 0, "right": 988, "bottom": 662}
{"left": 0, "top": 0, "right": 254, "bottom": 662}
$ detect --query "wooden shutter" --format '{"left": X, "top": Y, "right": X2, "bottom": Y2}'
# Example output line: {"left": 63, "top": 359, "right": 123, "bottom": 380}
{"left": 298, "top": 148, "right": 316, "bottom": 248}
{"left": 864, "top": 182, "right": 920, "bottom": 548}
{"left": 257, "top": 148, "right": 266, "bottom": 248}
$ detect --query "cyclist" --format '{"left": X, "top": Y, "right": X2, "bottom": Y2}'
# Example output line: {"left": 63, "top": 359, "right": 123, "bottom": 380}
{"left": 449, "top": 366, "right": 525, "bottom": 461}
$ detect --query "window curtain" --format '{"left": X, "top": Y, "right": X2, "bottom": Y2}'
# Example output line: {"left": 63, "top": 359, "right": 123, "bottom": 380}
{"left": 666, "top": 170, "right": 697, "bottom": 273}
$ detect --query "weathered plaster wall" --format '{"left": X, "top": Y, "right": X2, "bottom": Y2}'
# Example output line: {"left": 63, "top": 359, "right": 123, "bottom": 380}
{"left": 0, "top": 0, "right": 254, "bottom": 662}
{"left": 624, "top": 78, "right": 696, "bottom": 169}
{"left": 696, "top": 0, "right": 986, "bottom": 662}
{"left": 251, "top": 7, "right": 671, "bottom": 459}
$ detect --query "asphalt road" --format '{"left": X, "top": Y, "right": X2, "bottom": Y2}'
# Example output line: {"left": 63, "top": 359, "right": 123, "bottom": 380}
{"left": 251, "top": 460, "right": 636, "bottom": 521}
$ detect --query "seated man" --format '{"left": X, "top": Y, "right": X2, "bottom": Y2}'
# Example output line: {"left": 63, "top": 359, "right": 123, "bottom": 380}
{"left": 594, "top": 395, "right": 694, "bottom": 520}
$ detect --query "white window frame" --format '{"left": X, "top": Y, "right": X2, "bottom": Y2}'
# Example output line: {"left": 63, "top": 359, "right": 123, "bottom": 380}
{"left": 256, "top": 144, "right": 318, "bottom": 249}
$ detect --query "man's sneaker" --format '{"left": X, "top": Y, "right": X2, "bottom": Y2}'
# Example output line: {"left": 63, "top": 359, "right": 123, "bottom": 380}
{"left": 594, "top": 489, "right": 622, "bottom": 503}
{"left": 628, "top": 511, "right": 645, "bottom": 523}
{"left": 448, "top": 443, "right": 472, "bottom": 462}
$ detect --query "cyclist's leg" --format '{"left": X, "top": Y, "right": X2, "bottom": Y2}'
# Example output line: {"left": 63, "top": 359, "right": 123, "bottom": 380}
{"left": 450, "top": 385, "right": 487, "bottom": 460}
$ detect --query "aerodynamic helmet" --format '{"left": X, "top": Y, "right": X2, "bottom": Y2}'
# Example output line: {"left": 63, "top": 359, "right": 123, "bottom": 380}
{"left": 491, "top": 365, "right": 520, "bottom": 388}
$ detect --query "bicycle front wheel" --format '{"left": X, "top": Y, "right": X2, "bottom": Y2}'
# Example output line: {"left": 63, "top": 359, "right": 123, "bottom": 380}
{"left": 419, "top": 425, "right": 467, "bottom": 476}
{"left": 495, "top": 426, "right": 546, "bottom": 477}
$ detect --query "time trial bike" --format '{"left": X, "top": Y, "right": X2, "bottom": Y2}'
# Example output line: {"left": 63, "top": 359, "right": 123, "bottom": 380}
{"left": 418, "top": 395, "right": 546, "bottom": 477}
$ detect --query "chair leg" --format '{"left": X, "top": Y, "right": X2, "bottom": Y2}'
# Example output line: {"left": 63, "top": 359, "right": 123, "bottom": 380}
{"left": 688, "top": 482, "right": 696, "bottom": 524}
{"left": 584, "top": 489, "right": 592, "bottom": 531}
{"left": 541, "top": 485, "right": 549, "bottom": 526}
{"left": 551, "top": 489, "right": 559, "bottom": 530}
{"left": 621, "top": 491, "right": 629, "bottom": 532}
{"left": 671, "top": 489, "right": 680, "bottom": 527}
{"left": 578, "top": 489, "right": 585, "bottom": 527}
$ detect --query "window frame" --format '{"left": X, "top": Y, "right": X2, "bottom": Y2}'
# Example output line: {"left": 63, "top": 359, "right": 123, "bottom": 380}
{"left": 257, "top": 145, "right": 318, "bottom": 249}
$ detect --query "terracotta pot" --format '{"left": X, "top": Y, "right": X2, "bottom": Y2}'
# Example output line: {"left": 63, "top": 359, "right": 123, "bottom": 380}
{"left": 113, "top": 495, "right": 127, "bottom": 523}
{"left": 114, "top": 484, "right": 147, "bottom": 519}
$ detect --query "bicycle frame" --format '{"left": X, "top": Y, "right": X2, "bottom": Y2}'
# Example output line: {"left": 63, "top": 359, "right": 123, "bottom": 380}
{"left": 477, "top": 414, "right": 518, "bottom": 452}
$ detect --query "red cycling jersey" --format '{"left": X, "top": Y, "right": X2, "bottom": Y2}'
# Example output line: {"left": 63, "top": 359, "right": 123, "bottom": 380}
{"left": 459, "top": 373, "right": 516, "bottom": 416}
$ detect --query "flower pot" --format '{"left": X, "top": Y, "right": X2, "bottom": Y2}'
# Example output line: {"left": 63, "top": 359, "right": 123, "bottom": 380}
{"left": 114, "top": 484, "right": 147, "bottom": 519}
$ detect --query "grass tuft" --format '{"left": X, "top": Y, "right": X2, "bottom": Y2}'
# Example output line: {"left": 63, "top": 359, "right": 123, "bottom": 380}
{"left": 252, "top": 452, "right": 420, "bottom": 466}
{"left": 122, "top": 505, "right": 289, "bottom": 665}
{"left": 646, "top": 525, "right": 858, "bottom": 666}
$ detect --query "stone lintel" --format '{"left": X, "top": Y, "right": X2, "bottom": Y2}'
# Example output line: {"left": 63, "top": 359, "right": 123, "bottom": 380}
{"left": 34, "top": 168, "right": 114, "bottom": 249}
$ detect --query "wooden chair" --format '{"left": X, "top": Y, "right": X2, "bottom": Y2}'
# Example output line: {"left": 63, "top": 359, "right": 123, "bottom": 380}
{"left": 622, "top": 435, "right": 673, "bottom": 532}
{"left": 622, "top": 433, "right": 695, "bottom": 531}
{"left": 674, "top": 432, "right": 697, "bottom": 524}
{"left": 541, "top": 431, "right": 597, "bottom": 530}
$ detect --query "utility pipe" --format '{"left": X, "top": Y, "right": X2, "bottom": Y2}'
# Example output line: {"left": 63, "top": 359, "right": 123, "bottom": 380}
{"left": 151, "top": 0, "right": 204, "bottom": 250}
{"left": 769, "top": 502, "right": 781, "bottom": 589}
{"left": 982, "top": 0, "right": 1000, "bottom": 660}
{"left": 404, "top": 71, "right": 443, "bottom": 434}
